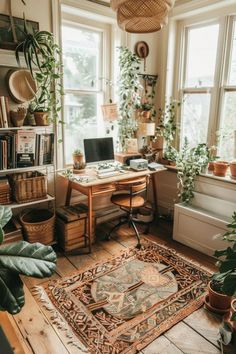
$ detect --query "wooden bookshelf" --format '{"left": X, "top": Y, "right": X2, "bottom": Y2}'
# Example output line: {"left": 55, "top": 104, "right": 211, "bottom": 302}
{"left": 4, "top": 194, "right": 55, "bottom": 209}
{"left": 0, "top": 164, "right": 54, "bottom": 175}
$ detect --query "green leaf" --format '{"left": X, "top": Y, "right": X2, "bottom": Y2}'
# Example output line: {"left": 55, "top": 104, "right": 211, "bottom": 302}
{"left": 231, "top": 312, "right": 236, "bottom": 321}
{"left": 222, "top": 273, "right": 236, "bottom": 296}
{"left": 0, "top": 268, "right": 25, "bottom": 314}
{"left": 0, "top": 241, "right": 56, "bottom": 278}
{"left": 0, "top": 227, "right": 3, "bottom": 245}
{"left": 219, "top": 259, "right": 236, "bottom": 273}
{"left": 0, "top": 206, "right": 12, "bottom": 228}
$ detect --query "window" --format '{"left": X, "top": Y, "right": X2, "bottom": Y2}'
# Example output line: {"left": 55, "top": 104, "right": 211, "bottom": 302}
{"left": 61, "top": 18, "right": 117, "bottom": 165}
{"left": 178, "top": 15, "right": 236, "bottom": 160}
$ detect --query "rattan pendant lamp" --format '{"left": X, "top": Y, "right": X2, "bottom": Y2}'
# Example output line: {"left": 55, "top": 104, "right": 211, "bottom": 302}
{"left": 111, "top": 0, "right": 175, "bottom": 33}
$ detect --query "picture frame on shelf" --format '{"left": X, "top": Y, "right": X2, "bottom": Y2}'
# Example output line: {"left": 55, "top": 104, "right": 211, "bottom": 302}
{"left": 0, "top": 14, "right": 39, "bottom": 50}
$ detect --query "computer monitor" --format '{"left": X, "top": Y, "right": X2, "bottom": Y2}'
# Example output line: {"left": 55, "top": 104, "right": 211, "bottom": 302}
{"left": 84, "top": 137, "right": 114, "bottom": 164}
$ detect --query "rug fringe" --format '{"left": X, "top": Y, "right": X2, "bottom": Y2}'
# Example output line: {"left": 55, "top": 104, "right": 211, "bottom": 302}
{"left": 32, "top": 286, "right": 89, "bottom": 353}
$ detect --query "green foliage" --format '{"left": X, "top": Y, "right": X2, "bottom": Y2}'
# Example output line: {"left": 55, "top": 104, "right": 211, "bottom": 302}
{"left": 176, "top": 138, "right": 210, "bottom": 203}
{"left": 73, "top": 149, "right": 83, "bottom": 155}
{"left": 155, "top": 98, "right": 181, "bottom": 158}
{"left": 139, "top": 75, "right": 158, "bottom": 120}
{"left": 118, "top": 47, "right": 142, "bottom": 150}
{"left": 0, "top": 206, "right": 56, "bottom": 314}
{"left": 212, "top": 212, "right": 236, "bottom": 297}
{"left": 15, "top": 19, "right": 63, "bottom": 124}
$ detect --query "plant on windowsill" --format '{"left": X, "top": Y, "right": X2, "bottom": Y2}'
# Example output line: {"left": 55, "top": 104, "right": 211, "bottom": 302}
{"left": 176, "top": 138, "right": 210, "bottom": 204}
{"left": 118, "top": 47, "right": 142, "bottom": 151}
{"left": 15, "top": 19, "right": 64, "bottom": 127}
{"left": 0, "top": 205, "right": 56, "bottom": 315}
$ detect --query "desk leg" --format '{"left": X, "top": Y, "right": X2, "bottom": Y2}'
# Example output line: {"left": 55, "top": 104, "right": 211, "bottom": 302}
{"left": 65, "top": 181, "right": 72, "bottom": 206}
{"left": 151, "top": 174, "right": 159, "bottom": 220}
{"left": 87, "top": 188, "right": 92, "bottom": 253}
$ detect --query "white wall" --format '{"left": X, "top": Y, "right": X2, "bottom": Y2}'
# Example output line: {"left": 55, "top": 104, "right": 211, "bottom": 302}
{"left": 0, "top": 0, "right": 51, "bottom": 32}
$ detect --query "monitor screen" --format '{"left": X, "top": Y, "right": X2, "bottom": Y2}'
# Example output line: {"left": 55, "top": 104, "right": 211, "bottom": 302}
{"left": 84, "top": 137, "right": 114, "bottom": 164}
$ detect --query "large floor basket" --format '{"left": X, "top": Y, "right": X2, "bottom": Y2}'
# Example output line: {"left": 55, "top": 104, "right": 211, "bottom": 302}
{"left": 20, "top": 209, "right": 55, "bottom": 244}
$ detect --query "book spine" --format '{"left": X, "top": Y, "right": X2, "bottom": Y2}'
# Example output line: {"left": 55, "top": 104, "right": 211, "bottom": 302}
{"left": 0, "top": 97, "right": 8, "bottom": 128}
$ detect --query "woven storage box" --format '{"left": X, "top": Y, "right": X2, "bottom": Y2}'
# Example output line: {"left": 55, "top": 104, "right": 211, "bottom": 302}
{"left": 56, "top": 205, "right": 95, "bottom": 252}
{"left": 9, "top": 171, "right": 47, "bottom": 203}
{"left": 20, "top": 209, "right": 55, "bottom": 244}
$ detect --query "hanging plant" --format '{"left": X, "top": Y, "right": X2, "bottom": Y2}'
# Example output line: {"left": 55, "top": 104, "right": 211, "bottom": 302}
{"left": 117, "top": 47, "right": 142, "bottom": 151}
{"left": 176, "top": 138, "right": 210, "bottom": 204}
{"left": 15, "top": 18, "right": 64, "bottom": 126}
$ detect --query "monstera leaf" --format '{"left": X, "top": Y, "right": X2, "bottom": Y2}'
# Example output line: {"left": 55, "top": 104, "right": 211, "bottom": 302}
{"left": 0, "top": 242, "right": 56, "bottom": 278}
{"left": 0, "top": 269, "right": 25, "bottom": 314}
{"left": 0, "top": 206, "right": 12, "bottom": 245}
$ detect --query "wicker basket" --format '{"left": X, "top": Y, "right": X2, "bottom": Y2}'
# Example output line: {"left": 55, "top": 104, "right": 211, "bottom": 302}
{"left": 20, "top": 209, "right": 55, "bottom": 244}
{"left": 9, "top": 171, "right": 47, "bottom": 203}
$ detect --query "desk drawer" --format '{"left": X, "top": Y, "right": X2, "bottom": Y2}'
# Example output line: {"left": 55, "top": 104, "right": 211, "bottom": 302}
{"left": 92, "top": 183, "right": 116, "bottom": 195}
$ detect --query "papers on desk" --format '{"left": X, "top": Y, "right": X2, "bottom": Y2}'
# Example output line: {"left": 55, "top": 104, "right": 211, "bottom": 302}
{"left": 71, "top": 175, "right": 96, "bottom": 183}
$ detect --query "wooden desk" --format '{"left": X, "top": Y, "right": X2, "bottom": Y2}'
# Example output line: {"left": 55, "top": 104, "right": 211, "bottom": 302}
{"left": 65, "top": 168, "right": 165, "bottom": 253}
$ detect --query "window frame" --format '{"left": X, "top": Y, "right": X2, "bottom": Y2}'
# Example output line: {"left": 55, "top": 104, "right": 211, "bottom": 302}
{"left": 177, "top": 16, "right": 229, "bottom": 149}
{"left": 61, "top": 14, "right": 112, "bottom": 166}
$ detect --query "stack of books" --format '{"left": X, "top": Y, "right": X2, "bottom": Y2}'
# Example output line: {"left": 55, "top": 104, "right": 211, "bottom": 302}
{"left": 0, "top": 177, "right": 12, "bottom": 204}
{"left": 0, "top": 130, "right": 54, "bottom": 169}
{"left": 0, "top": 96, "right": 10, "bottom": 128}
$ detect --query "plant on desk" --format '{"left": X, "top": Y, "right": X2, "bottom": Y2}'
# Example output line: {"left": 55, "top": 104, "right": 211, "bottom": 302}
{"left": 72, "top": 149, "right": 86, "bottom": 171}
{"left": 0, "top": 206, "right": 56, "bottom": 314}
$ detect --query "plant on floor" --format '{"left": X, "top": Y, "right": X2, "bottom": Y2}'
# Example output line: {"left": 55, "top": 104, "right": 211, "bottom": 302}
{"left": 212, "top": 212, "right": 236, "bottom": 297}
{"left": 0, "top": 206, "right": 57, "bottom": 315}
{"left": 155, "top": 97, "right": 181, "bottom": 160}
{"left": 176, "top": 138, "right": 210, "bottom": 203}
{"left": 15, "top": 18, "right": 64, "bottom": 125}
{"left": 118, "top": 47, "right": 142, "bottom": 151}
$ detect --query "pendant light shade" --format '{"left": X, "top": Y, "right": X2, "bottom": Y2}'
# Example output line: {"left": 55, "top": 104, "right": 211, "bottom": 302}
{"left": 111, "top": 0, "right": 175, "bottom": 33}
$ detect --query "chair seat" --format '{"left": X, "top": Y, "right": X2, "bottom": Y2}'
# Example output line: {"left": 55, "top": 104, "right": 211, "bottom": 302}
{"left": 111, "top": 193, "right": 145, "bottom": 208}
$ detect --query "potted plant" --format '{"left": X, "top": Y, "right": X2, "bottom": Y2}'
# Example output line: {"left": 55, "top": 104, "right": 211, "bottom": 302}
{"left": 208, "top": 212, "right": 236, "bottom": 313}
{"left": 118, "top": 47, "right": 142, "bottom": 151}
{"left": 207, "top": 145, "right": 219, "bottom": 171}
{"left": 176, "top": 138, "right": 210, "bottom": 204}
{"left": 72, "top": 149, "right": 85, "bottom": 171}
{"left": 230, "top": 160, "right": 236, "bottom": 179}
{"left": 213, "top": 161, "right": 229, "bottom": 177}
{"left": 0, "top": 205, "right": 56, "bottom": 314}
{"left": 15, "top": 19, "right": 63, "bottom": 126}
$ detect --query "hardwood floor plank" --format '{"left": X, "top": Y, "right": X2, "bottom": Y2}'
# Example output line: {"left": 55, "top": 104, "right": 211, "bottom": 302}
{"left": 55, "top": 253, "right": 78, "bottom": 277}
{"left": 183, "top": 307, "right": 221, "bottom": 348}
{"left": 142, "top": 335, "right": 183, "bottom": 354}
{"left": 13, "top": 286, "right": 69, "bottom": 354}
{"left": 97, "top": 238, "right": 127, "bottom": 255}
{"left": 164, "top": 322, "right": 221, "bottom": 354}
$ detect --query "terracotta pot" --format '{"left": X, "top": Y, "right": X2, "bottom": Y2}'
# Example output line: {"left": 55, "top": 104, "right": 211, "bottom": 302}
{"left": 230, "top": 162, "right": 236, "bottom": 179}
{"left": 34, "top": 111, "right": 49, "bottom": 126}
{"left": 213, "top": 161, "right": 229, "bottom": 177}
{"left": 208, "top": 281, "right": 232, "bottom": 312}
{"left": 208, "top": 161, "right": 215, "bottom": 172}
{"left": 142, "top": 110, "right": 151, "bottom": 120}
{"left": 10, "top": 111, "right": 26, "bottom": 127}
{"left": 73, "top": 153, "right": 84, "bottom": 164}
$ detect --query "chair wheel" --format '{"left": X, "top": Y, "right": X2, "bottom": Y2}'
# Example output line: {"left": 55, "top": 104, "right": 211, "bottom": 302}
{"left": 136, "top": 243, "right": 142, "bottom": 250}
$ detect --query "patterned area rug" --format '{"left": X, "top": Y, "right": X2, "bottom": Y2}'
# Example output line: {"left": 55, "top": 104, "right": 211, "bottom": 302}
{"left": 43, "top": 239, "right": 211, "bottom": 353}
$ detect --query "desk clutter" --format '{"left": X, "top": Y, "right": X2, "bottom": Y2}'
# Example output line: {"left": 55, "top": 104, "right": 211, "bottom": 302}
{"left": 56, "top": 204, "right": 95, "bottom": 252}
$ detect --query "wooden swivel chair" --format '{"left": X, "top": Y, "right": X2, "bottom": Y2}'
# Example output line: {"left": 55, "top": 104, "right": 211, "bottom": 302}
{"left": 106, "top": 175, "right": 149, "bottom": 249}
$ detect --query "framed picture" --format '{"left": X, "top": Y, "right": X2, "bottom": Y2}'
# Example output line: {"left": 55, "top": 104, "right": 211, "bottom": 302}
{"left": 0, "top": 14, "right": 39, "bottom": 50}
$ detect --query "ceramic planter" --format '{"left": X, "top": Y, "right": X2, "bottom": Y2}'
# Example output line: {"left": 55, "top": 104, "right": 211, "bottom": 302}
{"left": 10, "top": 110, "right": 26, "bottom": 127}
{"left": 213, "top": 161, "right": 229, "bottom": 177}
{"left": 208, "top": 161, "right": 215, "bottom": 172}
{"left": 207, "top": 281, "right": 232, "bottom": 313}
{"left": 230, "top": 162, "right": 236, "bottom": 179}
{"left": 73, "top": 154, "right": 84, "bottom": 165}
{"left": 34, "top": 111, "right": 49, "bottom": 126}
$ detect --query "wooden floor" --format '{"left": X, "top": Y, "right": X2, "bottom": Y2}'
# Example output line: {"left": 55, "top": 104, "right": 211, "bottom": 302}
{"left": 4, "top": 219, "right": 235, "bottom": 354}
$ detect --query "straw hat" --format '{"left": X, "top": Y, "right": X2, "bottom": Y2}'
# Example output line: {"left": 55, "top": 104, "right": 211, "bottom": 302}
{"left": 7, "top": 69, "right": 37, "bottom": 103}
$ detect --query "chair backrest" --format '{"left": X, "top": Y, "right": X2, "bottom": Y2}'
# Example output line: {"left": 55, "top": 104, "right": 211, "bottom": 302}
{"left": 115, "top": 175, "right": 149, "bottom": 195}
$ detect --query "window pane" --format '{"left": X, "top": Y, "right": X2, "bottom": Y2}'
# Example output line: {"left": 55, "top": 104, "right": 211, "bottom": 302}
{"left": 62, "top": 25, "right": 102, "bottom": 90}
{"left": 218, "top": 92, "right": 236, "bottom": 160}
{"left": 228, "top": 21, "right": 236, "bottom": 85}
{"left": 64, "top": 93, "right": 104, "bottom": 163}
{"left": 181, "top": 93, "right": 211, "bottom": 148}
{"left": 185, "top": 24, "right": 219, "bottom": 88}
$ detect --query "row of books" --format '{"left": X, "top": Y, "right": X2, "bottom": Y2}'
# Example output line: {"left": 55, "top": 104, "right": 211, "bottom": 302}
{"left": 0, "top": 96, "right": 10, "bottom": 128}
{"left": 0, "top": 130, "right": 54, "bottom": 169}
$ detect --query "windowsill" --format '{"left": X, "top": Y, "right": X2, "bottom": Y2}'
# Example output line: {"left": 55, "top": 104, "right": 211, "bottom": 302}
{"left": 164, "top": 165, "right": 236, "bottom": 185}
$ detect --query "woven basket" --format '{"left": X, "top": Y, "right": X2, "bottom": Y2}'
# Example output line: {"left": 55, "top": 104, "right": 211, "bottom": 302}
{"left": 20, "top": 209, "right": 55, "bottom": 244}
{"left": 9, "top": 171, "right": 47, "bottom": 203}
{"left": 112, "top": 0, "right": 175, "bottom": 33}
